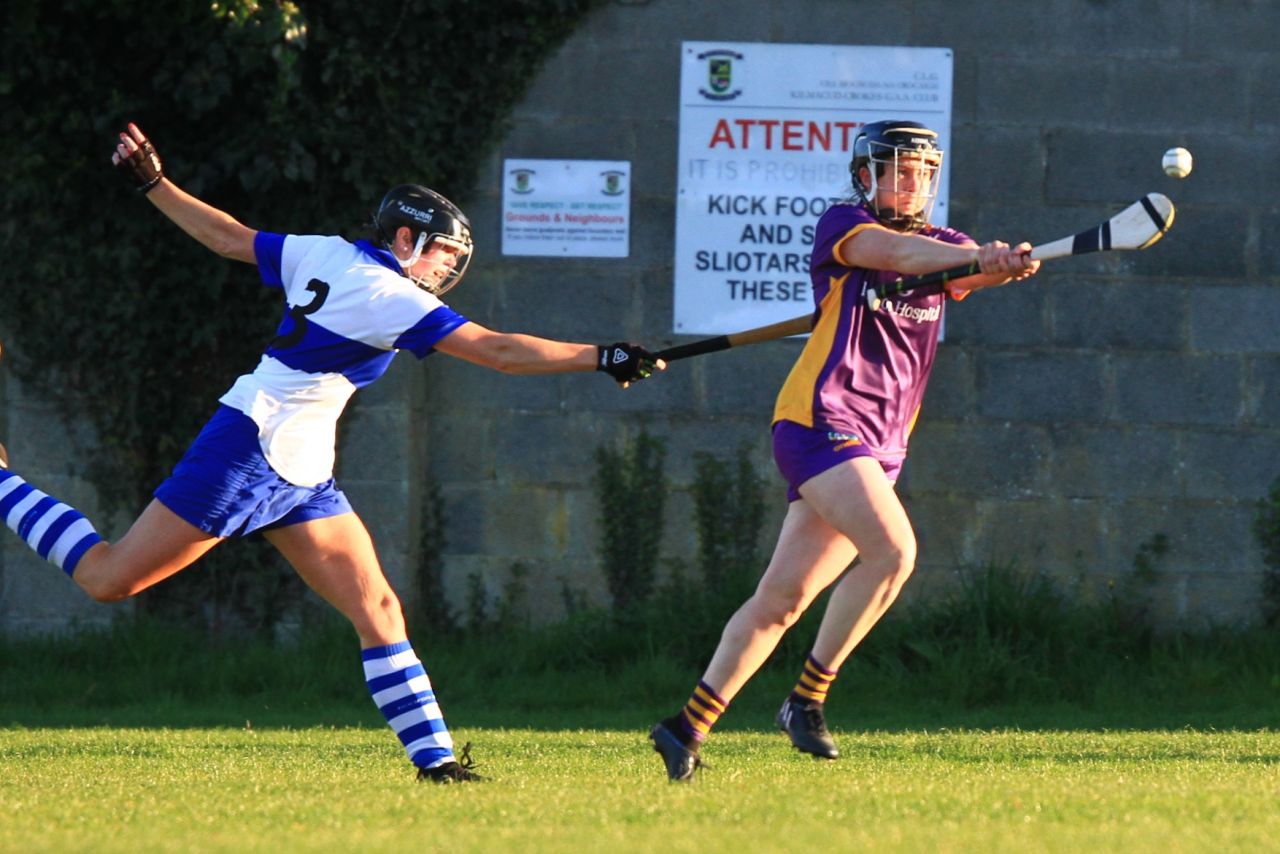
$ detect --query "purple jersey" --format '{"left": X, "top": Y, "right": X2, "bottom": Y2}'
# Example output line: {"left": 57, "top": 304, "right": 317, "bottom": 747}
{"left": 772, "top": 202, "right": 973, "bottom": 462}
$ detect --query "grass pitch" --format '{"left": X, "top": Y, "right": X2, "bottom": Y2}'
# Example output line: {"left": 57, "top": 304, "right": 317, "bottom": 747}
{"left": 2, "top": 726, "right": 1277, "bottom": 853}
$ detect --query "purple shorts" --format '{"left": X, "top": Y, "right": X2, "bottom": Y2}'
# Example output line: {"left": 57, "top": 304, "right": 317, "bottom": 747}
{"left": 155, "top": 405, "right": 353, "bottom": 538}
{"left": 772, "top": 420, "right": 902, "bottom": 502}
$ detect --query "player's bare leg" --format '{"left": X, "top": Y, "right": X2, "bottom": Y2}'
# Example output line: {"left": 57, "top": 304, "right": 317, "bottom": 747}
{"left": 700, "top": 504, "right": 858, "bottom": 700}
{"left": 652, "top": 457, "right": 912, "bottom": 778}
{"left": 651, "top": 497, "right": 857, "bottom": 779}
{"left": 772, "top": 458, "right": 916, "bottom": 758}
{"left": 811, "top": 555, "right": 907, "bottom": 672}
{"left": 800, "top": 457, "right": 917, "bottom": 667}
{"left": 264, "top": 514, "right": 481, "bottom": 783}
{"left": 71, "top": 501, "right": 222, "bottom": 601}
{"left": 0, "top": 338, "right": 212, "bottom": 592}
{"left": 701, "top": 457, "right": 911, "bottom": 700}
{"left": 262, "top": 512, "right": 405, "bottom": 647}
{"left": 0, "top": 437, "right": 216, "bottom": 590}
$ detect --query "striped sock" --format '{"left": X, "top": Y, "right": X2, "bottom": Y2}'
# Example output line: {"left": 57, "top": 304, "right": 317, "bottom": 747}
{"left": 674, "top": 680, "right": 728, "bottom": 745}
{"left": 363, "top": 641, "right": 455, "bottom": 770}
{"left": 0, "top": 469, "right": 102, "bottom": 577}
{"left": 790, "top": 653, "right": 838, "bottom": 706}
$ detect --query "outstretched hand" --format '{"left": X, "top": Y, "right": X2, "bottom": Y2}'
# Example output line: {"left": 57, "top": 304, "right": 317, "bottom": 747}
{"left": 112, "top": 122, "right": 164, "bottom": 193}
{"left": 596, "top": 342, "right": 666, "bottom": 388}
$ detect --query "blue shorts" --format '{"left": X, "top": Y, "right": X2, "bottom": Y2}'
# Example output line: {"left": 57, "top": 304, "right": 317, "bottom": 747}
{"left": 154, "top": 405, "right": 353, "bottom": 538}
{"left": 772, "top": 420, "right": 902, "bottom": 502}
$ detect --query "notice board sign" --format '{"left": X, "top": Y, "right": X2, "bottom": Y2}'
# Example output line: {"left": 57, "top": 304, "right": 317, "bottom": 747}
{"left": 502, "top": 159, "right": 631, "bottom": 257}
{"left": 674, "top": 42, "right": 953, "bottom": 334}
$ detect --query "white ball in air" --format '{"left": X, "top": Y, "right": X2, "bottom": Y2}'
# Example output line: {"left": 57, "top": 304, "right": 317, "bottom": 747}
{"left": 1162, "top": 147, "right": 1193, "bottom": 179}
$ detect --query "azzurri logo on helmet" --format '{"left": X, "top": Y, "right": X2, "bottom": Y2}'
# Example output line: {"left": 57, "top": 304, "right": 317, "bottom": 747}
{"left": 849, "top": 120, "right": 944, "bottom": 233}
{"left": 374, "top": 184, "right": 474, "bottom": 296}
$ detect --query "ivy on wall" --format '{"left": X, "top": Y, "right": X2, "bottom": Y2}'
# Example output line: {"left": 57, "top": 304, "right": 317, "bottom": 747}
{"left": 0, "top": 0, "right": 604, "bottom": 624}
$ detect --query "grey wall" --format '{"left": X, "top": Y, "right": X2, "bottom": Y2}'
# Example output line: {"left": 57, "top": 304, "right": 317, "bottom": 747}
{"left": 3, "top": 0, "right": 1278, "bottom": 634}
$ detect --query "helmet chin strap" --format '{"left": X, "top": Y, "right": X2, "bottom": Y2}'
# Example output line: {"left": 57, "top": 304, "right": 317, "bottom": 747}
{"left": 865, "top": 170, "right": 902, "bottom": 223}
{"left": 399, "top": 232, "right": 435, "bottom": 290}
{"left": 400, "top": 232, "right": 428, "bottom": 273}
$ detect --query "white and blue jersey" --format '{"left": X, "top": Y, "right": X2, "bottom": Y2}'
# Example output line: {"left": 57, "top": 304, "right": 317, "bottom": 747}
{"left": 218, "top": 233, "right": 467, "bottom": 486}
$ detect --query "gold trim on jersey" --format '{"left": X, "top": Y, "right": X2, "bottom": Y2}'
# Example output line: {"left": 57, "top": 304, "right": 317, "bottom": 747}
{"left": 771, "top": 220, "right": 882, "bottom": 428}
{"left": 906, "top": 404, "right": 922, "bottom": 438}
{"left": 832, "top": 220, "right": 890, "bottom": 266}
{"left": 773, "top": 272, "right": 848, "bottom": 428}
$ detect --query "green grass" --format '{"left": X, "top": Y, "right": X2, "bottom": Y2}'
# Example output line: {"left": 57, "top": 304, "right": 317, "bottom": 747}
{"left": 3, "top": 571, "right": 1280, "bottom": 852}
{"left": 2, "top": 726, "right": 1277, "bottom": 853}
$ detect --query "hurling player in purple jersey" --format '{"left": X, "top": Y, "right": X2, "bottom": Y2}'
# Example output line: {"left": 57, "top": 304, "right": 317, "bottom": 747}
{"left": 0, "top": 122, "right": 662, "bottom": 785}
{"left": 651, "top": 121, "right": 1039, "bottom": 781}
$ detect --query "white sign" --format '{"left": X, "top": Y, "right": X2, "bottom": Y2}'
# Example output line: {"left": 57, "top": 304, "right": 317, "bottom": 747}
{"left": 674, "top": 42, "right": 953, "bottom": 334}
{"left": 502, "top": 159, "right": 631, "bottom": 257}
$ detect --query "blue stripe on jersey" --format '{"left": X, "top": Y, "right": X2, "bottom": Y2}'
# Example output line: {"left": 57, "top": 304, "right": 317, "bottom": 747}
{"left": 267, "top": 319, "right": 396, "bottom": 388}
{"left": 394, "top": 306, "right": 468, "bottom": 359}
{"left": 254, "top": 232, "right": 287, "bottom": 289}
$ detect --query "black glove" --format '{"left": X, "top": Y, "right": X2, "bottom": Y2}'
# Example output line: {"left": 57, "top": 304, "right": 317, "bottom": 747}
{"left": 596, "top": 342, "right": 658, "bottom": 385}
{"left": 116, "top": 130, "right": 164, "bottom": 193}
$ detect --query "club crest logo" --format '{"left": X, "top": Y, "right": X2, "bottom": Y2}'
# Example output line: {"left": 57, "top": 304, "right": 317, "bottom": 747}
{"left": 600, "top": 170, "right": 626, "bottom": 196}
{"left": 509, "top": 168, "right": 536, "bottom": 194}
{"left": 698, "top": 49, "right": 743, "bottom": 101}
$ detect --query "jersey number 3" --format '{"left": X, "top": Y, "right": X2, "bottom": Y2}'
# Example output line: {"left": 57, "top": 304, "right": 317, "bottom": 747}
{"left": 272, "top": 278, "right": 331, "bottom": 350}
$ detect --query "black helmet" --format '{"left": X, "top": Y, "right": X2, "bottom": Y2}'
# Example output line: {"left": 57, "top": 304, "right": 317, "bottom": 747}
{"left": 849, "top": 120, "right": 943, "bottom": 232}
{"left": 374, "top": 184, "right": 474, "bottom": 295}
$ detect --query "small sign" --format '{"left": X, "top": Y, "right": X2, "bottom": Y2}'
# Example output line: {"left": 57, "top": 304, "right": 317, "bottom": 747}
{"left": 502, "top": 159, "right": 631, "bottom": 257}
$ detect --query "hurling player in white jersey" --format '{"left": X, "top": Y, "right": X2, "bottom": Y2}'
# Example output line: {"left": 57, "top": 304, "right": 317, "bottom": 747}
{"left": 0, "top": 122, "right": 663, "bottom": 785}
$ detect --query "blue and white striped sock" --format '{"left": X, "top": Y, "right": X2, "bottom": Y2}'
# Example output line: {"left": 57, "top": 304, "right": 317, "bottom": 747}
{"left": 0, "top": 469, "right": 102, "bottom": 577}
{"left": 363, "top": 641, "right": 455, "bottom": 770}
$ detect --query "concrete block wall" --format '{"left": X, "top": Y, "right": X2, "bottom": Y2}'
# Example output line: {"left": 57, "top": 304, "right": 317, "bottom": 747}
{"left": 3, "top": 0, "right": 1277, "bottom": 634}
{"left": 433, "top": 0, "right": 1280, "bottom": 629}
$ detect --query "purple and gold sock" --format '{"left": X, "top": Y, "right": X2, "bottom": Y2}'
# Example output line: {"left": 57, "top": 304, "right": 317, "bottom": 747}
{"left": 672, "top": 680, "right": 728, "bottom": 745}
{"left": 789, "top": 653, "right": 837, "bottom": 706}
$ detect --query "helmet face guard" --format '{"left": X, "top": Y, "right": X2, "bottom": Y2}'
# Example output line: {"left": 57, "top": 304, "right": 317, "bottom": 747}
{"left": 374, "top": 184, "right": 474, "bottom": 296}
{"left": 397, "top": 224, "right": 473, "bottom": 296}
{"left": 850, "top": 121, "right": 943, "bottom": 233}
